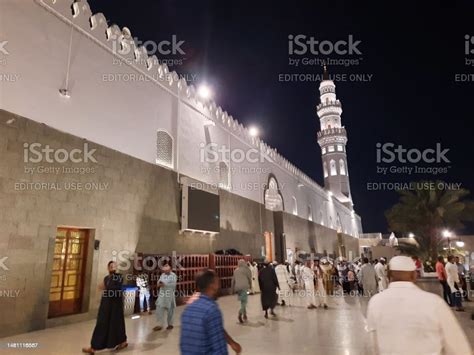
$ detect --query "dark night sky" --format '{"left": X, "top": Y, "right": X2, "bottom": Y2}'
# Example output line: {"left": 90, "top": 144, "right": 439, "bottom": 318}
{"left": 88, "top": 0, "right": 474, "bottom": 234}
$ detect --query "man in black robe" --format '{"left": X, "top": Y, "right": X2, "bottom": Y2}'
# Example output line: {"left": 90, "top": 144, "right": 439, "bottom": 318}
{"left": 82, "top": 261, "right": 128, "bottom": 353}
{"left": 258, "top": 262, "right": 280, "bottom": 318}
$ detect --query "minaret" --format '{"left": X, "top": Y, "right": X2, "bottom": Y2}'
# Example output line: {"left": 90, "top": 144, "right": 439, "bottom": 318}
{"left": 317, "top": 65, "right": 352, "bottom": 208}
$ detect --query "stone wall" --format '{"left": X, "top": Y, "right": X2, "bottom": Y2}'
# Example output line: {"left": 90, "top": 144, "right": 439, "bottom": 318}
{"left": 0, "top": 109, "right": 359, "bottom": 337}
{"left": 0, "top": 0, "right": 363, "bottom": 237}
{"left": 0, "top": 109, "right": 271, "bottom": 337}
{"left": 281, "top": 212, "right": 360, "bottom": 260}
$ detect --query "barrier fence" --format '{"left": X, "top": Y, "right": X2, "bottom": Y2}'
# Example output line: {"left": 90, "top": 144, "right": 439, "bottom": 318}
{"left": 133, "top": 253, "right": 252, "bottom": 309}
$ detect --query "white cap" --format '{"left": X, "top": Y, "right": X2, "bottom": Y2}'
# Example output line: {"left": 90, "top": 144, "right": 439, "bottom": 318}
{"left": 389, "top": 256, "right": 416, "bottom": 271}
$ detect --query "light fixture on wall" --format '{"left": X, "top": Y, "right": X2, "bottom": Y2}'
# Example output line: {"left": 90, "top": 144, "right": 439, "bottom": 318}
{"left": 203, "top": 120, "right": 215, "bottom": 126}
{"left": 59, "top": 25, "right": 74, "bottom": 99}
{"left": 408, "top": 232, "right": 415, "bottom": 239}
{"left": 198, "top": 84, "right": 212, "bottom": 99}
{"left": 59, "top": 88, "right": 71, "bottom": 98}
{"left": 249, "top": 126, "right": 259, "bottom": 137}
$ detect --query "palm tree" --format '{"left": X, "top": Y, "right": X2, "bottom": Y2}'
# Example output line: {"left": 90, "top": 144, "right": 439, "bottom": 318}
{"left": 385, "top": 181, "right": 474, "bottom": 261}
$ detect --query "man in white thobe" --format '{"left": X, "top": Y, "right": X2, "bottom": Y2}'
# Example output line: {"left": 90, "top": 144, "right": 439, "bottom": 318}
{"left": 367, "top": 256, "right": 472, "bottom": 355}
{"left": 374, "top": 258, "right": 388, "bottom": 292}
{"left": 153, "top": 265, "right": 177, "bottom": 331}
{"left": 313, "top": 259, "right": 328, "bottom": 309}
{"left": 445, "top": 255, "right": 464, "bottom": 311}
{"left": 301, "top": 261, "right": 316, "bottom": 309}
{"left": 249, "top": 261, "right": 260, "bottom": 294}
{"left": 293, "top": 261, "right": 303, "bottom": 289}
{"left": 275, "top": 262, "right": 291, "bottom": 306}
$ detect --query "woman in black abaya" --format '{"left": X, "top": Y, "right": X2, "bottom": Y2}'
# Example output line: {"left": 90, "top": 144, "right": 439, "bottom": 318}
{"left": 82, "top": 261, "right": 128, "bottom": 354}
{"left": 258, "top": 262, "right": 280, "bottom": 318}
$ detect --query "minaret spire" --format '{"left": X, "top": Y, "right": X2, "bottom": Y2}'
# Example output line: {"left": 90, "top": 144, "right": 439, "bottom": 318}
{"left": 316, "top": 73, "right": 353, "bottom": 208}
{"left": 323, "top": 63, "right": 329, "bottom": 81}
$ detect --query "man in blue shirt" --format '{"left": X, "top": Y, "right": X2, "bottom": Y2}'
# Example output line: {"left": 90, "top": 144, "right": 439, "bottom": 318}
{"left": 180, "top": 270, "right": 242, "bottom": 355}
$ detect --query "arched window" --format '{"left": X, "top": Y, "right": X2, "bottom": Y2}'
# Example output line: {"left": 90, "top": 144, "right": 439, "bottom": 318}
{"left": 292, "top": 196, "right": 298, "bottom": 216}
{"left": 339, "top": 159, "right": 346, "bottom": 175}
{"left": 323, "top": 162, "right": 328, "bottom": 178}
{"left": 218, "top": 162, "right": 229, "bottom": 188}
{"left": 265, "top": 177, "right": 283, "bottom": 211}
{"left": 308, "top": 205, "right": 313, "bottom": 221}
{"left": 156, "top": 130, "right": 173, "bottom": 168}
{"left": 330, "top": 160, "right": 337, "bottom": 176}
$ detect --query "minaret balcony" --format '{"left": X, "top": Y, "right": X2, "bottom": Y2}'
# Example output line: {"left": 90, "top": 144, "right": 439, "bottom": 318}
{"left": 317, "top": 101, "right": 342, "bottom": 116}
{"left": 317, "top": 127, "right": 347, "bottom": 139}
{"left": 317, "top": 100, "right": 341, "bottom": 109}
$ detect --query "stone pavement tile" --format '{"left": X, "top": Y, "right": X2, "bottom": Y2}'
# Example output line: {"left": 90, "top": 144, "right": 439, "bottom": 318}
{"left": 0, "top": 291, "right": 472, "bottom": 355}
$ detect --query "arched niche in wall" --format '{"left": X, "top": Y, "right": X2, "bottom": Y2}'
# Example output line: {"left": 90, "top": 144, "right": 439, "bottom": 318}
{"left": 218, "top": 161, "right": 229, "bottom": 189}
{"left": 336, "top": 213, "right": 343, "bottom": 233}
{"left": 264, "top": 174, "right": 284, "bottom": 212}
{"left": 291, "top": 196, "right": 298, "bottom": 215}
{"left": 156, "top": 129, "right": 174, "bottom": 168}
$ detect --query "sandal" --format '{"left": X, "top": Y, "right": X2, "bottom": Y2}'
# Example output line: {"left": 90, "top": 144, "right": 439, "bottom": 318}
{"left": 115, "top": 342, "right": 128, "bottom": 351}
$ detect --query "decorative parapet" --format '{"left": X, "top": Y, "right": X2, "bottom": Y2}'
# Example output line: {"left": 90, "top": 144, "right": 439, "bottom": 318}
{"left": 35, "top": 0, "right": 354, "bottom": 206}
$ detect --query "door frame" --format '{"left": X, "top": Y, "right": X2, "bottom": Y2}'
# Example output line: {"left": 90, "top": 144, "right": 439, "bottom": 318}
{"left": 47, "top": 227, "right": 93, "bottom": 318}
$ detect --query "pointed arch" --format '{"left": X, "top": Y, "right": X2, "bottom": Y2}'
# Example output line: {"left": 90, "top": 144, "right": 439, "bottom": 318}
{"left": 330, "top": 159, "right": 337, "bottom": 176}
{"left": 291, "top": 196, "right": 298, "bottom": 216}
{"left": 264, "top": 175, "right": 284, "bottom": 211}
{"left": 339, "top": 159, "right": 346, "bottom": 175}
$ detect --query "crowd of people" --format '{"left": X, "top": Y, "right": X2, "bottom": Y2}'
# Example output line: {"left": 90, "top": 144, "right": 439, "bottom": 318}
{"left": 81, "top": 255, "right": 472, "bottom": 354}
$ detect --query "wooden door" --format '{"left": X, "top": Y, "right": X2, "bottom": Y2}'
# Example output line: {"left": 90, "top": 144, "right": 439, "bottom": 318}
{"left": 48, "top": 228, "right": 88, "bottom": 318}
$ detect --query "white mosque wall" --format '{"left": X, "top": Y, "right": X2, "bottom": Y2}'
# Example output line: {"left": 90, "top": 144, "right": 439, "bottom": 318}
{"left": 0, "top": 0, "right": 362, "bottom": 237}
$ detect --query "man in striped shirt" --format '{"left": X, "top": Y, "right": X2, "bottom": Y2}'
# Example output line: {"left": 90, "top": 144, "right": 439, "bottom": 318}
{"left": 180, "top": 270, "right": 241, "bottom": 355}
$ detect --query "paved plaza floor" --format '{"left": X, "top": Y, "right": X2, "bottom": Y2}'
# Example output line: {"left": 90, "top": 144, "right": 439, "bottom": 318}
{"left": 1, "top": 291, "right": 473, "bottom": 355}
